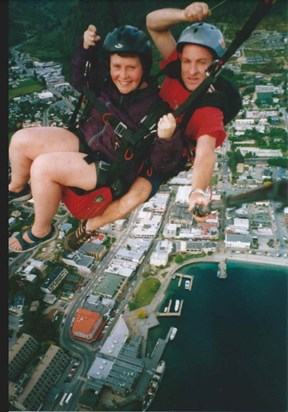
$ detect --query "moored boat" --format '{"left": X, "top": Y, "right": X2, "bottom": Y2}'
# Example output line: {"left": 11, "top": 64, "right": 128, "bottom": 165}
{"left": 174, "top": 299, "right": 180, "bottom": 311}
{"left": 170, "top": 327, "right": 177, "bottom": 341}
{"left": 142, "top": 360, "right": 166, "bottom": 411}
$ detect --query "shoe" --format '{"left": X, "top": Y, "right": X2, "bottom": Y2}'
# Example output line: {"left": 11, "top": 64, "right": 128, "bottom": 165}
{"left": 9, "top": 225, "right": 58, "bottom": 253}
{"left": 64, "top": 220, "right": 97, "bottom": 252}
{"left": 9, "top": 184, "right": 32, "bottom": 204}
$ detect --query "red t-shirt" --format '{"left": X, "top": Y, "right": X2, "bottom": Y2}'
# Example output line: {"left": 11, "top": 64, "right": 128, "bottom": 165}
{"left": 159, "top": 50, "right": 226, "bottom": 147}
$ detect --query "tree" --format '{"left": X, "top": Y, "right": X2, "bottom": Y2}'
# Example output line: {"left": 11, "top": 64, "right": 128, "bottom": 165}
{"left": 137, "top": 309, "right": 148, "bottom": 319}
{"left": 175, "top": 255, "right": 184, "bottom": 264}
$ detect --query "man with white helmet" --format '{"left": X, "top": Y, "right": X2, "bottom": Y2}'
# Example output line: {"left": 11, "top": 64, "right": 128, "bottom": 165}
{"left": 147, "top": 2, "right": 241, "bottom": 219}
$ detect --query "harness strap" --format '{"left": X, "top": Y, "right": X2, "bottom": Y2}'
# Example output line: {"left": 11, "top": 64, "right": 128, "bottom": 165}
{"left": 107, "top": 102, "right": 172, "bottom": 196}
{"left": 81, "top": 86, "right": 169, "bottom": 147}
{"left": 157, "top": 0, "right": 278, "bottom": 120}
{"left": 76, "top": 86, "right": 172, "bottom": 197}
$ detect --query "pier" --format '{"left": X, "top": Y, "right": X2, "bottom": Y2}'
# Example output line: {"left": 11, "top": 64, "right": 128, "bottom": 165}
{"left": 217, "top": 259, "right": 227, "bottom": 279}
{"left": 157, "top": 299, "right": 184, "bottom": 317}
{"left": 127, "top": 329, "right": 172, "bottom": 404}
{"left": 173, "top": 273, "right": 194, "bottom": 290}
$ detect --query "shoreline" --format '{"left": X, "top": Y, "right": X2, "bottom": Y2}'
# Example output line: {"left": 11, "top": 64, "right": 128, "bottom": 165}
{"left": 175, "top": 253, "right": 288, "bottom": 270}
{"left": 137, "top": 253, "right": 287, "bottom": 345}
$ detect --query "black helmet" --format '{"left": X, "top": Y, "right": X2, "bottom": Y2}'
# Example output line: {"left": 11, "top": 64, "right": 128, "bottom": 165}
{"left": 103, "top": 25, "right": 153, "bottom": 74}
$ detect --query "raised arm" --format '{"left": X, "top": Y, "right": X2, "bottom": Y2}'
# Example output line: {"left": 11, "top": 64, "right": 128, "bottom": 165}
{"left": 71, "top": 24, "right": 105, "bottom": 93}
{"left": 146, "top": 2, "right": 210, "bottom": 58}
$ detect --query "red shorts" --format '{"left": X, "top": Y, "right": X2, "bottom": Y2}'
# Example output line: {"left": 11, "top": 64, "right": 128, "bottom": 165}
{"left": 62, "top": 186, "right": 113, "bottom": 220}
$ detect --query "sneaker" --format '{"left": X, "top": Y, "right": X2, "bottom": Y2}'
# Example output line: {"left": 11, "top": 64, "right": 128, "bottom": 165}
{"left": 9, "top": 184, "right": 32, "bottom": 204}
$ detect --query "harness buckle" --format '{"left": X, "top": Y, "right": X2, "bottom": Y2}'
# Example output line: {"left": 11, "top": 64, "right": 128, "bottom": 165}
{"left": 98, "top": 160, "right": 111, "bottom": 172}
{"left": 114, "top": 122, "right": 128, "bottom": 138}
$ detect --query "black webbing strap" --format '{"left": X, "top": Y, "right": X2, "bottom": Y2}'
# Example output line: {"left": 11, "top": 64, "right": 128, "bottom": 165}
{"left": 73, "top": 85, "right": 172, "bottom": 197}
{"left": 81, "top": 86, "right": 170, "bottom": 147}
{"left": 171, "top": 0, "right": 278, "bottom": 119}
{"left": 67, "top": 92, "right": 85, "bottom": 129}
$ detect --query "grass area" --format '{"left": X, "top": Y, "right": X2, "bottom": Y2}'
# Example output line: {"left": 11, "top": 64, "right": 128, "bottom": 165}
{"left": 9, "top": 78, "right": 44, "bottom": 100}
{"left": 18, "top": 30, "right": 64, "bottom": 62}
{"left": 241, "top": 63, "right": 283, "bottom": 74}
{"left": 129, "top": 278, "right": 161, "bottom": 310}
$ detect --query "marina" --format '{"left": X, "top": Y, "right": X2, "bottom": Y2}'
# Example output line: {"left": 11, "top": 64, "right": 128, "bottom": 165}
{"left": 149, "top": 261, "right": 287, "bottom": 411}
{"left": 173, "top": 273, "right": 194, "bottom": 290}
{"left": 157, "top": 298, "right": 184, "bottom": 317}
{"left": 157, "top": 273, "right": 194, "bottom": 317}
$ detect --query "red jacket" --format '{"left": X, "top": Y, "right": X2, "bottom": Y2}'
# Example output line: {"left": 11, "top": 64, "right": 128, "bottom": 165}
{"left": 159, "top": 50, "right": 227, "bottom": 148}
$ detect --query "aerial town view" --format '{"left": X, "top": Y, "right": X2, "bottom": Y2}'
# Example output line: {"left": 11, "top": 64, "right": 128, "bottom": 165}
{"left": 8, "top": 1, "right": 287, "bottom": 411}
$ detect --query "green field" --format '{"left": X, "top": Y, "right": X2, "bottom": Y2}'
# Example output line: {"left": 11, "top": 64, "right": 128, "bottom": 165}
{"left": 129, "top": 277, "right": 161, "bottom": 310}
{"left": 9, "top": 78, "right": 44, "bottom": 100}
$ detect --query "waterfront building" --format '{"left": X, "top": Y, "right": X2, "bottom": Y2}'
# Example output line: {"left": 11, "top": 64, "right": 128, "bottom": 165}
{"left": 224, "top": 233, "right": 251, "bottom": 249}
{"left": 86, "top": 317, "right": 144, "bottom": 396}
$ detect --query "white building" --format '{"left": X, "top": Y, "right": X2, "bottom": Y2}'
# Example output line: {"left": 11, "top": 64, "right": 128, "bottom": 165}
{"left": 150, "top": 240, "right": 173, "bottom": 267}
{"left": 175, "top": 186, "right": 190, "bottom": 204}
{"left": 224, "top": 233, "right": 251, "bottom": 249}
{"left": 37, "top": 91, "right": 53, "bottom": 100}
{"left": 163, "top": 223, "right": 178, "bottom": 238}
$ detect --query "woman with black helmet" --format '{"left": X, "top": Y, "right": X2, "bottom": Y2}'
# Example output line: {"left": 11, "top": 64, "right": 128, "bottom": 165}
{"left": 147, "top": 2, "right": 241, "bottom": 220}
{"left": 9, "top": 24, "right": 183, "bottom": 253}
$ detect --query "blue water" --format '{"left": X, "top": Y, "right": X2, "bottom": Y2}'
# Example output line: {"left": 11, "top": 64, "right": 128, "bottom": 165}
{"left": 147, "top": 261, "right": 288, "bottom": 411}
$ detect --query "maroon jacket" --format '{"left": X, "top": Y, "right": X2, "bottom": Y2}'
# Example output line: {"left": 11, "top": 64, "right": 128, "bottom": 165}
{"left": 71, "top": 40, "right": 184, "bottom": 185}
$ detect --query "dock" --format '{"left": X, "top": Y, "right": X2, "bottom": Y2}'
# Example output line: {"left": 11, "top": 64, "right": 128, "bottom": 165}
{"left": 157, "top": 299, "right": 184, "bottom": 317}
{"left": 173, "top": 273, "right": 194, "bottom": 290}
{"left": 147, "top": 328, "right": 172, "bottom": 366}
{"left": 217, "top": 259, "right": 227, "bottom": 279}
{"left": 130, "top": 329, "right": 172, "bottom": 403}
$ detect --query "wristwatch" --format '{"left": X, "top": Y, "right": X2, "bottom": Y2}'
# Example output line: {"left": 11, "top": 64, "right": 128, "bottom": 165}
{"left": 189, "top": 188, "right": 207, "bottom": 197}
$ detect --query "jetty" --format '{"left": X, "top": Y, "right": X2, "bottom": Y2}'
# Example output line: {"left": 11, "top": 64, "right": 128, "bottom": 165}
{"left": 173, "top": 273, "right": 194, "bottom": 291}
{"left": 217, "top": 259, "right": 227, "bottom": 279}
{"left": 157, "top": 299, "right": 184, "bottom": 317}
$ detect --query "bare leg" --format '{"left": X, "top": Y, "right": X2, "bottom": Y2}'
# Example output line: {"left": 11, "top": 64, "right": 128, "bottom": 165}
{"left": 9, "top": 127, "right": 79, "bottom": 192}
{"left": 9, "top": 152, "right": 97, "bottom": 250}
{"left": 86, "top": 177, "right": 152, "bottom": 231}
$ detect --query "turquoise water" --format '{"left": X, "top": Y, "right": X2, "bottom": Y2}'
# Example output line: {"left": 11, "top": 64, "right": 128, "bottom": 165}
{"left": 147, "top": 261, "right": 288, "bottom": 411}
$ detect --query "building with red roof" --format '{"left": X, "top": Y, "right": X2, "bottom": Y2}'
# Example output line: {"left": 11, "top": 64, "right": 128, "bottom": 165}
{"left": 71, "top": 308, "right": 103, "bottom": 342}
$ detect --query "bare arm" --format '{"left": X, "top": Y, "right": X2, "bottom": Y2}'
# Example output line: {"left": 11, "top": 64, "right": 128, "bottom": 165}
{"left": 146, "top": 2, "right": 210, "bottom": 58}
{"left": 188, "top": 134, "right": 216, "bottom": 219}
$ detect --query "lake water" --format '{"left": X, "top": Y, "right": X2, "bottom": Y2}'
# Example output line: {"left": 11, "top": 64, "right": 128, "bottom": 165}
{"left": 146, "top": 261, "right": 288, "bottom": 411}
